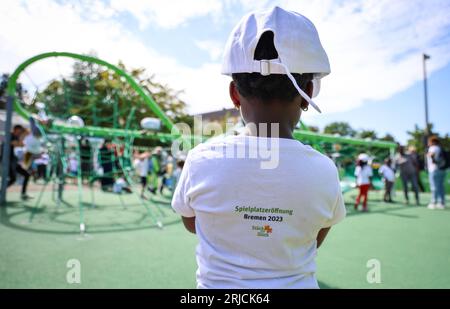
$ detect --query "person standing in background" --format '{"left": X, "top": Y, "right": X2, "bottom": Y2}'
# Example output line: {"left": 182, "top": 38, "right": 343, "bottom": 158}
{"left": 133, "top": 151, "right": 150, "bottom": 198}
{"left": 427, "top": 136, "right": 447, "bottom": 210}
{"left": 354, "top": 154, "right": 373, "bottom": 212}
{"left": 408, "top": 145, "right": 425, "bottom": 192}
{"left": 99, "top": 141, "right": 115, "bottom": 191}
{"left": 34, "top": 151, "right": 49, "bottom": 182}
{"left": 395, "top": 145, "right": 420, "bottom": 205}
{"left": 379, "top": 158, "right": 395, "bottom": 203}
{"left": 4, "top": 125, "right": 32, "bottom": 200}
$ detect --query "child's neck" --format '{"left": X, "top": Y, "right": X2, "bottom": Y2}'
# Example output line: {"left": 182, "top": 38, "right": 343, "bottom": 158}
{"left": 245, "top": 121, "right": 294, "bottom": 140}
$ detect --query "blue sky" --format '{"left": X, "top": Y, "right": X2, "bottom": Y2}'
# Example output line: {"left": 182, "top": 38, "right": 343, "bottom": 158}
{"left": 1, "top": 0, "right": 449, "bottom": 143}
{"left": 310, "top": 62, "right": 450, "bottom": 142}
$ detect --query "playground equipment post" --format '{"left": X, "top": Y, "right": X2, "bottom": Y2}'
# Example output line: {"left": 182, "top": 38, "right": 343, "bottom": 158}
{"left": 0, "top": 95, "right": 14, "bottom": 206}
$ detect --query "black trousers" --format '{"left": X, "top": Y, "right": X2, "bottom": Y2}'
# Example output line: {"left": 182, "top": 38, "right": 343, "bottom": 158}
{"left": 37, "top": 164, "right": 47, "bottom": 180}
{"left": 7, "top": 160, "right": 30, "bottom": 195}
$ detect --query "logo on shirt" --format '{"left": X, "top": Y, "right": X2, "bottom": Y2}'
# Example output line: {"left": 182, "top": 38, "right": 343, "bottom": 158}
{"left": 252, "top": 225, "right": 273, "bottom": 237}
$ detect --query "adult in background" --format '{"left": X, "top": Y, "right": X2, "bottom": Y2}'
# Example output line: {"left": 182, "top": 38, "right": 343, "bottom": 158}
{"left": 34, "top": 151, "right": 49, "bottom": 181}
{"left": 79, "top": 138, "right": 92, "bottom": 184}
{"left": 395, "top": 145, "right": 420, "bottom": 205}
{"left": 99, "top": 140, "right": 115, "bottom": 191}
{"left": 408, "top": 145, "right": 425, "bottom": 192}
{"left": 3, "top": 125, "right": 32, "bottom": 200}
{"left": 427, "top": 136, "right": 447, "bottom": 210}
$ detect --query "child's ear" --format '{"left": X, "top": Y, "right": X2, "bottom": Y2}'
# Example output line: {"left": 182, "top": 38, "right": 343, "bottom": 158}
{"left": 229, "top": 81, "right": 241, "bottom": 109}
{"left": 300, "top": 81, "right": 314, "bottom": 111}
{"left": 306, "top": 80, "right": 314, "bottom": 98}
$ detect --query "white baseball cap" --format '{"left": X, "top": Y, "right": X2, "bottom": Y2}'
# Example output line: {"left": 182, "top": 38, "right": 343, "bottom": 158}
{"left": 358, "top": 153, "right": 370, "bottom": 162}
{"left": 221, "top": 6, "right": 330, "bottom": 113}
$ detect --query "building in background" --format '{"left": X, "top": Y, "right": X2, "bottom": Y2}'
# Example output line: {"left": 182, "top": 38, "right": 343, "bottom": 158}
{"left": 194, "top": 108, "right": 241, "bottom": 127}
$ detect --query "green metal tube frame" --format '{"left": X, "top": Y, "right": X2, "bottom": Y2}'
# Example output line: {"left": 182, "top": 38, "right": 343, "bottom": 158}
{"left": 7, "top": 51, "right": 179, "bottom": 136}
{"left": 7, "top": 51, "right": 397, "bottom": 152}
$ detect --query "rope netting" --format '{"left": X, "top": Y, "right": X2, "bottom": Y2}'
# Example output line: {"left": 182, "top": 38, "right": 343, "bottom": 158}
{"left": 9, "top": 53, "right": 184, "bottom": 233}
{"left": 5, "top": 52, "right": 397, "bottom": 233}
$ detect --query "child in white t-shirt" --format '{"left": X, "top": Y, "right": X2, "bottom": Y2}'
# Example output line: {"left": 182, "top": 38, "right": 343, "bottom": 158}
{"left": 172, "top": 7, "right": 346, "bottom": 289}
{"left": 354, "top": 154, "right": 373, "bottom": 212}
{"left": 379, "top": 158, "right": 395, "bottom": 203}
{"left": 133, "top": 152, "right": 150, "bottom": 198}
{"left": 172, "top": 159, "right": 185, "bottom": 189}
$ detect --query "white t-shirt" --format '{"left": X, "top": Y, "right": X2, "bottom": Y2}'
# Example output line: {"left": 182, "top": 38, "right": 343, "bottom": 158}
{"left": 427, "top": 145, "right": 441, "bottom": 173}
{"left": 378, "top": 164, "right": 395, "bottom": 182}
{"left": 354, "top": 165, "right": 373, "bottom": 186}
{"left": 69, "top": 157, "right": 78, "bottom": 172}
{"left": 35, "top": 153, "right": 49, "bottom": 165}
{"left": 172, "top": 135, "right": 346, "bottom": 289}
{"left": 173, "top": 167, "right": 182, "bottom": 185}
{"left": 113, "top": 178, "right": 127, "bottom": 193}
{"left": 134, "top": 158, "right": 149, "bottom": 177}
{"left": 24, "top": 134, "right": 41, "bottom": 155}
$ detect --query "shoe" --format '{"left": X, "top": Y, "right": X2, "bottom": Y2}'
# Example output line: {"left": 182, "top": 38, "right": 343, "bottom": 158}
{"left": 436, "top": 203, "right": 445, "bottom": 210}
{"left": 427, "top": 204, "right": 436, "bottom": 210}
{"left": 21, "top": 194, "right": 33, "bottom": 200}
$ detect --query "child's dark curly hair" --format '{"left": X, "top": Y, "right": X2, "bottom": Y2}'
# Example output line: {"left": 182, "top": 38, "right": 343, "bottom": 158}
{"left": 232, "top": 31, "right": 313, "bottom": 103}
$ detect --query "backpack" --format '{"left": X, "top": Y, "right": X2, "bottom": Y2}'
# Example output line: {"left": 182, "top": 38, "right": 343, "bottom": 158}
{"left": 435, "top": 147, "right": 450, "bottom": 170}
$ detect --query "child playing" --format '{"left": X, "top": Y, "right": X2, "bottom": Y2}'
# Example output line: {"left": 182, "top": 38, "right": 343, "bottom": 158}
{"left": 68, "top": 153, "right": 78, "bottom": 177}
{"left": 172, "top": 7, "right": 346, "bottom": 289}
{"left": 133, "top": 152, "right": 150, "bottom": 198}
{"left": 379, "top": 158, "right": 395, "bottom": 203}
{"left": 113, "top": 177, "right": 132, "bottom": 194}
{"left": 172, "top": 158, "right": 185, "bottom": 189}
{"left": 354, "top": 154, "right": 373, "bottom": 212}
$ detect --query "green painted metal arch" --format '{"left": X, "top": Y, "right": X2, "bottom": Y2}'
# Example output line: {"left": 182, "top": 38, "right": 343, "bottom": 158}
{"left": 6, "top": 51, "right": 178, "bottom": 135}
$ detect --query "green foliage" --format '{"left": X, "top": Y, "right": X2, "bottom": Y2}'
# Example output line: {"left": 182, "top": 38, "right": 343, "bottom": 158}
{"left": 33, "top": 59, "right": 189, "bottom": 133}
{"left": 0, "top": 73, "right": 26, "bottom": 102}
{"left": 380, "top": 133, "right": 396, "bottom": 142}
{"left": 357, "top": 130, "right": 378, "bottom": 140}
{"left": 323, "top": 121, "right": 356, "bottom": 137}
{"left": 407, "top": 124, "right": 450, "bottom": 155}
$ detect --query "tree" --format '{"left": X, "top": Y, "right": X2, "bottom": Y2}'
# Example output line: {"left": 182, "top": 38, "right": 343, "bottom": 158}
{"left": 380, "top": 133, "right": 397, "bottom": 143}
{"left": 357, "top": 130, "right": 378, "bottom": 140}
{"left": 407, "top": 124, "right": 432, "bottom": 156}
{"left": 33, "top": 58, "right": 190, "bottom": 133}
{"left": 407, "top": 124, "right": 450, "bottom": 155}
{"left": 323, "top": 122, "right": 356, "bottom": 137}
{"left": 0, "top": 73, "right": 26, "bottom": 109}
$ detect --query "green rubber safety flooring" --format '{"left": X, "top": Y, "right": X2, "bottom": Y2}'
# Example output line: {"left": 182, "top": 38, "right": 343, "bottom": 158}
{"left": 0, "top": 186, "right": 449, "bottom": 288}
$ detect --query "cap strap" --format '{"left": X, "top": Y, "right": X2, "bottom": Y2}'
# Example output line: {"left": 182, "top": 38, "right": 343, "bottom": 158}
{"left": 278, "top": 62, "right": 322, "bottom": 113}
{"left": 252, "top": 59, "right": 286, "bottom": 76}
{"left": 252, "top": 59, "right": 322, "bottom": 113}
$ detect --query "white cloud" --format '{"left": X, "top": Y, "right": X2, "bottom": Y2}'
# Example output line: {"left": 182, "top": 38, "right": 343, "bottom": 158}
{"left": 1, "top": 0, "right": 450, "bottom": 119}
{"left": 109, "top": 0, "right": 223, "bottom": 29}
{"left": 195, "top": 40, "right": 224, "bottom": 61}
{"left": 0, "top": 0, "right": 231, "bottom": 115}
{"left": 276, "top": 0, "right": 450, "bottom": 119}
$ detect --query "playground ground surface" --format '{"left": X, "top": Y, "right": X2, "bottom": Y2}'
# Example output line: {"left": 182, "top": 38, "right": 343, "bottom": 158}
{"left": 0, "top": 184, "right": 449, "bottom": 289}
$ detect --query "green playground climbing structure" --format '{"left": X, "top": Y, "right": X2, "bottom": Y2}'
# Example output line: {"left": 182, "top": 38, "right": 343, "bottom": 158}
{"left": 2, "top": 51, "right": 397, "bottom": 233}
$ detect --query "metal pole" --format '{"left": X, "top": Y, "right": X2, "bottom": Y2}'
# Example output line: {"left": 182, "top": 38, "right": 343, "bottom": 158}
{"left": 422, "top": 54, "right": 431, "bottom": 178}
{"left": 0, "top": 95, "right": 14, "bottom": 205}
{"left": 423, "top": 54, "right": 430, "bottom": 134}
